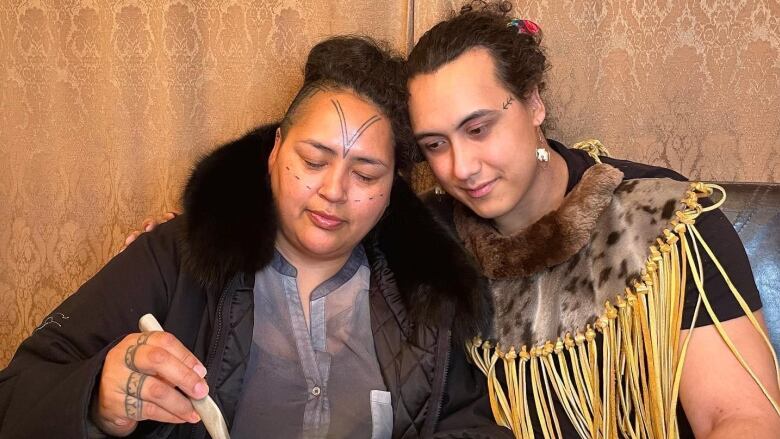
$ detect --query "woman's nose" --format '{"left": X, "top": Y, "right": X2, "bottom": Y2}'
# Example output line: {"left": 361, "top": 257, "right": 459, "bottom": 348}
{"left": 318, "top": 169, "right": 348, "bottom": 203}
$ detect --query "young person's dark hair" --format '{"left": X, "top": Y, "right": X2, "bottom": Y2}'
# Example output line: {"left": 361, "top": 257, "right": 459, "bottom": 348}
{"left": 407, "top": 1, "right": 548, "bottom": 110}
{"left": 281, "top": 36, "right": 414, "bottom": 174}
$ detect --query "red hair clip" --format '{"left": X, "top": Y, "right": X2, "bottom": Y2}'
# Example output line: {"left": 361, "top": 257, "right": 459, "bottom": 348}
{"left": 508, "top": 18, "right": 541, "bottom": 36}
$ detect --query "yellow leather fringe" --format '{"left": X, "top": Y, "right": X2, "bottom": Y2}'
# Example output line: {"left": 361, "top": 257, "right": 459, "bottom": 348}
{"left": 572, "top": 139, "right": 610, "bottom": 164}
{"left": 467, "top": 182, "right": 780, "bottom": 438}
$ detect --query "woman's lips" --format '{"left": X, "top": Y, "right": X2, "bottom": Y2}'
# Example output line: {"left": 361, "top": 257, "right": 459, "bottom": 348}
{"left": 307, "top": 210, "right": 346, "bottom": 230}
{"left": 464, "top": 179, "right": 497, "bottom": 198}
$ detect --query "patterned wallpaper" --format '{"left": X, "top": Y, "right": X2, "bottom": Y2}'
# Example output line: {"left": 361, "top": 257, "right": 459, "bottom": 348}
{"left": 1, "top": 0, "right": 778, "bottom": 367}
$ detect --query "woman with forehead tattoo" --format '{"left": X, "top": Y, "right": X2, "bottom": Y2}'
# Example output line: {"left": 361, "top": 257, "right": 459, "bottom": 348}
{"left": 0, "top": 36, "right": 510, "bottom": 438}
{"left": 406, "top": 1, "right": 780, "bottom": 438}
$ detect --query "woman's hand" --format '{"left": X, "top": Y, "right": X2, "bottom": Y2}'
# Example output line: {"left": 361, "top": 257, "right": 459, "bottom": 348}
{"left": 121, "top": 212, "right": 178, "bottom": 252}
{"left": 90, "top": 331, "right": 209, "bottom": 436}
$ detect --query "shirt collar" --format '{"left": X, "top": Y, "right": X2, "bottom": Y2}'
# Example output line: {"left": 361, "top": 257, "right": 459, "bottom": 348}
{"left": 272, "top": 245, "right": 368, "bottom": 300}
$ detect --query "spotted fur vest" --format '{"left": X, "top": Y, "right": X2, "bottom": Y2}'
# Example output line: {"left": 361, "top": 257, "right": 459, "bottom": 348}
{"left": 454, "top": 163, "right": 691, "bottom": 348}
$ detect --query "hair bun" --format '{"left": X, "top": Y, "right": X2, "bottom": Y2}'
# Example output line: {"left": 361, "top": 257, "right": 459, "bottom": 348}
{"left": 303, "top": 36, "right": 403, "bottom": 87}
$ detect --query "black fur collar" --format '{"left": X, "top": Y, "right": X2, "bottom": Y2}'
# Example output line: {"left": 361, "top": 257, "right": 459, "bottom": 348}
{"left": 181, "top": 124, "right": 489, "bottom": 338}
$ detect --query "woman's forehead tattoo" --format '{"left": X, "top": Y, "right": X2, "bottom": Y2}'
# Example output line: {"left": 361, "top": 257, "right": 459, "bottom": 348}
{"left": 330, "top": 98, "right": 382, "bottom": 158}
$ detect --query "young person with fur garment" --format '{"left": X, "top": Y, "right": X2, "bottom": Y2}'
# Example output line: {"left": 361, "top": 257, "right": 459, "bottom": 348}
{"left": 0, "top": 37, "right": 510, "bottom": 439}
{"left": 405, "top": 2, "right": 780, "bottom": 438}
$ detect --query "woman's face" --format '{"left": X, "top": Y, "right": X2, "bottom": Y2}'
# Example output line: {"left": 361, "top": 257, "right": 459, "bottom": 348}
{"left": 408, "top": 47, "right": 546, "bottom": 222}
{"left": 269, "top": 90, "right": 394, "bottom": 262}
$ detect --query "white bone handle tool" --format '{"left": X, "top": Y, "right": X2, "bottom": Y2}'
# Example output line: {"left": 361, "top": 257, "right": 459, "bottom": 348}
{"left": 138, "top": 314, "right": 231, "bottom": 439}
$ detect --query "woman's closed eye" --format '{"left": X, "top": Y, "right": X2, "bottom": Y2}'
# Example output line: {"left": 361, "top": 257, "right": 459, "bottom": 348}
{"left": 303, "top": 158, "right": 326, "bottom": 169}
{"left": 354, "top": 171, "right": 377, "bottom": 183}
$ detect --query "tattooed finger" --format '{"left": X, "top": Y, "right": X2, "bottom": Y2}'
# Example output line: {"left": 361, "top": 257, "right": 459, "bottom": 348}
{"left": 124, "top": 372, "right": 147, "bottom": 421}
{"left": 137, "top": 332, "right": 152, "bottom": 345}
{"left": 124, "top": 332, "right": 152, "bottom": 370}
{"left": 124, "top": 344, "right": 139, "bottom": 370}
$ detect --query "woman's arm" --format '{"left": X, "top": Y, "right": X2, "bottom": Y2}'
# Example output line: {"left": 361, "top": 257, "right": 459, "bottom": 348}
{"left": 0, "top": 219, "right": 198, "bottom": 438}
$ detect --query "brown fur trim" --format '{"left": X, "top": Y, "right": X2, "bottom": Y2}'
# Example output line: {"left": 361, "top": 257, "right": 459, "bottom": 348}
{"left": 454, "top": 164, "right": 625, "bottom": 279}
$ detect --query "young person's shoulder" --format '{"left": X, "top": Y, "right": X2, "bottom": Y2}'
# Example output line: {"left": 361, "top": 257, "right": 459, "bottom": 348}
{"left": 549, "top": 139, "right": 688, "bottom": 189}
{"left": 601, "top": 155, "right": 687, "bottom": 182}
{"left": 550, "top": 141, "right": 763, "bottom": 328}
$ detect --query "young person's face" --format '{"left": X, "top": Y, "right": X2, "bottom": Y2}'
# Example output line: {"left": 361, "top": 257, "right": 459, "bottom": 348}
{"left": 269, "top": 90, "right": 394, "bottom": 261}
{"left": 408, "top": 47, "right": 546, "bottom": 221}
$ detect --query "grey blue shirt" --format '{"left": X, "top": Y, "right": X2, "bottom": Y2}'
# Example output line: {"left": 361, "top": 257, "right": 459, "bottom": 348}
{"left": 230, "top": 246, "right": 391, "bottom": 438}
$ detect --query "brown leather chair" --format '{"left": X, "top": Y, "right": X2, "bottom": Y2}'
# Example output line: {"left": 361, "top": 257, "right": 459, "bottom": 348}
{"left": 719, "top": 183, "right": 780, "bottom": 356}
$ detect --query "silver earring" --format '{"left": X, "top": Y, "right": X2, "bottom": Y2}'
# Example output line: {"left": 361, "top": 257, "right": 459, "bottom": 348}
{"left": 536, "top": 130, "right": 549, "bottom": 163}
{"left": 433, "top": 185, "right": 445, "bottom": 195}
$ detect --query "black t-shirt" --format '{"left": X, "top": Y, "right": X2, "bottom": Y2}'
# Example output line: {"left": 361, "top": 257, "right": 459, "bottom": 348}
{"left": 551, "top": 139, "right": 763, "bottom": 328}
{"left": 551, "top": 139, "right": 763, "bottom": 438}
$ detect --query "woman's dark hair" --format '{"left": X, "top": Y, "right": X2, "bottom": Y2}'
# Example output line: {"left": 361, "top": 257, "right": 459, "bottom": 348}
{"left": 407, "top": 1, "right": 548, "bottom": 104}
{"left": 281, "top": 36, "right": 413, "bottom": 175}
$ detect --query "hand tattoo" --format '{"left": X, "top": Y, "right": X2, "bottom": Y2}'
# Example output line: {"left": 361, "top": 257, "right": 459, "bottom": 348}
{"left": 124, "top": 332, "right": 151, "bottom": 370}
{"left": 124, "top": 372, "right": 147, "bottom": 420}
{"left": 331, "top": 99, "right": 381, "bottom": 158}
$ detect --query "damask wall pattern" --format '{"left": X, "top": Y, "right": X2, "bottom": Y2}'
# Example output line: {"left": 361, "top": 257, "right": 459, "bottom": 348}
{"left": 412, "top": 0, "right": 780, "bottom": 190}
{"left": 1, "top": 0, "right": 778, "bottom": 367}
{"left": 0, "top": 0, "right": 410, "bottom": 367}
